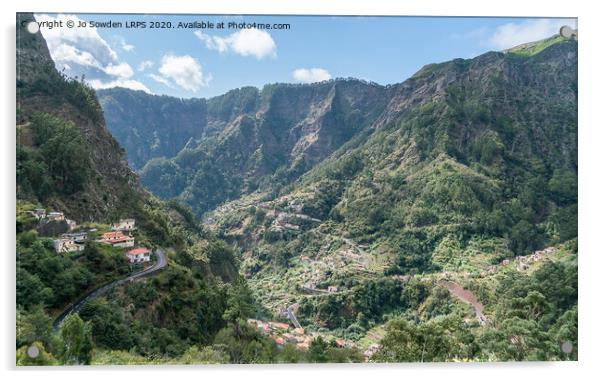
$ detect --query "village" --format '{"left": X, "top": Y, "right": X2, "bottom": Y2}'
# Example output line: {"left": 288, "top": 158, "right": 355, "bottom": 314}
{"left": 23, "top": 208, "right": 152, "bottom": 265}
{"left": 245, "top": 317, "right": 380, "bottom": 361}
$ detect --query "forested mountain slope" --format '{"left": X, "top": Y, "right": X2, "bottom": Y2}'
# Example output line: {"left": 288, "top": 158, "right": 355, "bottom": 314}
{"left": 16, "top": 13, "right": 294, "bottom": 365}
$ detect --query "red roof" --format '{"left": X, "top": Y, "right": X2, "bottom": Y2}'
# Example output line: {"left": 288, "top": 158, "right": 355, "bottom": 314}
{"left": 102, "top": 231, "right": 125, "bottom": 239}
{"left": 127, "top": 248, "right": 151, "bottom": 255}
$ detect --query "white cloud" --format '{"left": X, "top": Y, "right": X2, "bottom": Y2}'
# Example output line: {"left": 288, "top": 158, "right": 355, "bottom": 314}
{"left": 89, "top": 79, "right": 151, "bottom": 93}
{"left": 292, "top": 68, "right": 331, "bottom": 83}
{"left": 37, "top": 14, "right": 118, "bottom": 69}
{"left": 120, "top": 39, "right": 134, "bottom": 52}
{"left": 105, "top": 62, "right": 134, "bottom": 79}
{"left": 195, "top": 29, "right": 277, "bottom": 60}
{"left": 487, "top": 19, "right": 577, "bottom": 50}
{"left": 149, "top": 73, "right": 171, "bottom": 87}
{"left": 152, "top": 54, "right": 211, "bottom": 92}
{"left": 138, "top": 60, "right": 154, "bottom": 72}
{"left": 50, "top": 43, "right": 106, "bottom": 71}
{"left": 36, "top": 13, "right": 150, "bottom": 92}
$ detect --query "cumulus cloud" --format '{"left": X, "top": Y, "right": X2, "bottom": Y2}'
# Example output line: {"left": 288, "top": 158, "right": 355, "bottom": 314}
{"left": 120, "top": 38, "right": 134, "bottom": 52}
{"left": 37, "top": 14, "right": 118, "bottom": 72}
{"left": 137, "top": 60, "right": 154, "bottom": 72}
{"left": 36, "top": 13, "right": 148, "bottom": 92}
{"left": 151, "top": 54, "right": 211, "bottom": 92}
{"left": 292, "top": 68, "right": 331, "bottom": 83}
{"left": 487, "top": 18, "right": 577, "bottom": 50}
{"left": 88, "top": 78, "right": 151, "bottom": 93}
{"left": 50, "top": 43, "right": 106, "bottom": 72}
{"left": 195, "top": 29, "right": 277, "bottom": 59}
{"left": 105, "top": 62, "right": 134, "bottom": 79}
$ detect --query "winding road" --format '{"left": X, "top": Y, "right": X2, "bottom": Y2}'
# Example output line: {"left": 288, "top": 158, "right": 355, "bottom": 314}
{"left": 52, "top": 248, "right": 167, "bottom": 330}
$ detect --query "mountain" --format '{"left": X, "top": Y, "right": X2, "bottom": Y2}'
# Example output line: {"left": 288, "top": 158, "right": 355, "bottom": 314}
{"left": 99, "top": 34, "right": 577, "bottom": 321}
{"left": 21, "top": 21, "right": 578, "bottom": 363}
{"left": 17, "top": 13, "right": 150, "bottom": 226}
{"left": 16, "top": 13, "right": 270, "bottom": 365}
{"left": 99, "top": 36, "right": 577, "bottom": 234}
{"left": 98, "top": 80, "right": 390, "bottom": 214}
{"left": 97, "top": 87, "right": 258, "bottom": 170}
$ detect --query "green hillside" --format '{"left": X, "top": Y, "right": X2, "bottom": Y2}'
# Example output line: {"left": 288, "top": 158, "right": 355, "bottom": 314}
{"left": 18, "top": 12, "right": 578, "bottom": 364}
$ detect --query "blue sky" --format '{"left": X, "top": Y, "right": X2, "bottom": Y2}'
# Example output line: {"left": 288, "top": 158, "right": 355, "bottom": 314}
{"left": 34, "top": 14, "right": 576, "bottom": 98}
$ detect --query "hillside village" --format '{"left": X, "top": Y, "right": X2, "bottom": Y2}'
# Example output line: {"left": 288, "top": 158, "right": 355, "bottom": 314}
{"left": 22, "top": 207, "right": 152, "bottom": 265}
{"left": 245, "top": 318, "right": 380, "bottom": 360}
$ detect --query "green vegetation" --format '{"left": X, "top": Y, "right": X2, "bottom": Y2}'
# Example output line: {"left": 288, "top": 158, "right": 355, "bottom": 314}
{"left": 17, "top": 113, "right": 92, "bottom": 199}
{"left": 374, "top": 255, "right": 577, "bottom": 362}
{"left": 506, "top": 34, "right": 570, "bottom": 57}
{"left": 17, "top": 19, "right": 577, "bottom": 364}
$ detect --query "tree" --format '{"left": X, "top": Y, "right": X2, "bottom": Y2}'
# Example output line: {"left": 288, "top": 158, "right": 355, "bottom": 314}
{"left": 213, "top": 320, "right": 276, "bottom": 363}
{"left": 308, "top": 336, "right": 328, "bottom": 363}
{"left": 279, "top": 343, "right": 305, "bottom": 363}
{"left": 59, "top": 314, "right": 93, "bottom": 365}
{"left": 16, "top": 341, "right": 58, "bottom": 366}
{"left": 222, "top": 277, "right": 255, "bottom": 325}
{"left": 16, "top": 305, "right": 53, "bottom": 348}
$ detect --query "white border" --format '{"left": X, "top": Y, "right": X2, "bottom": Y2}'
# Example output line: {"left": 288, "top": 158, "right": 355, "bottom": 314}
{"left": 2, "top": 1, "right": 600, "bottom": 379}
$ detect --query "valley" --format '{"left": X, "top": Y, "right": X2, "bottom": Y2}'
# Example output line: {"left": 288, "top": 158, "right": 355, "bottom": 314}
{"left": 17, "top": 11, "right": 578, "bottom": 364}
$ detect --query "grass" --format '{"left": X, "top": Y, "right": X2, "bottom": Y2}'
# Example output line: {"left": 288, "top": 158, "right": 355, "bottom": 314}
{"left": 506, "top": 34, "right": 570, "bottom": 57}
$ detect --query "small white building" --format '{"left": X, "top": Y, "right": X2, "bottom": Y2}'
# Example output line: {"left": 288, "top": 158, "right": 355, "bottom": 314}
{"left": 24, "top": 208, "right": 46, "bottom": 220}
{"left": 126, "top": 247, "right": 151, "bottom": 264}
{"left": 66, "top": 219, "right": 77, "bottom": 231}
{"left": 47, "top": 212, "right": 65, "bottom": 222}
{"left": 53, "top": 238, "right": 85, "bottom": 253}
{"left": 60, "top": 232, "right": 87, "bottom": 242}
{"left": 112, "top": 218, "right": 135, "bottom": 231}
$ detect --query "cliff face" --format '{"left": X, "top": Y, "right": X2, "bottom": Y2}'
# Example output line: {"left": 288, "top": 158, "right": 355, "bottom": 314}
{"left": 98, "top": 35, "right": 576, "bottom": 225}
{"left": 17, "top": 13, "right": 144, "bottom": 222}
{"left": 99, "top": 80, "right": 390, "bottom": 215}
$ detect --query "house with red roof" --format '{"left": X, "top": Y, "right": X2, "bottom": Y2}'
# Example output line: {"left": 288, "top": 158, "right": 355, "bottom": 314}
{"left": 100, "top": 231, "right": 134, "bottom": 248}
{"left": 126, "top": 247, "right": 151, "bottom": 264}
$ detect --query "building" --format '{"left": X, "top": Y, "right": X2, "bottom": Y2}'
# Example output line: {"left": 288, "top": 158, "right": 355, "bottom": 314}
{"left": 47, "top": 212, "right": 65, "bottom": 221}
{"left": 269, "top": 322, "right": 290, "bottom": 331}
{"left": 126, "top": 247, "right": 151, "bottom": 264}
{"left": 100, "top": 231, "right": 135, "bottom": 248}
{"left": 363, "top": 344, "right": 382, "bottom": 360}
{"left": 24, "top": 208, "right": 46, "bottom": 220}
{"left": 66, "top": 219, "right": 77, "bottom": 231}
{"left": 53, "top": 238, "right": 85, "bottom": 253}
{"left": 112, "top": 218, "right": 136, "bottom": 231}
{"left": 293, "top": 327, "right": 305, "bottom": 335}
{"left": 60, "top": 232, "right": 87, "bottom": 242}
{"left": 327, "top": 285, "right": 338, "bottom": 293}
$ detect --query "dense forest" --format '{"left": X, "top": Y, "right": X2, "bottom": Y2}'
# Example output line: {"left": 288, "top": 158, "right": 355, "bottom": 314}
{"left": 17, "top": 11, "right": 577, "bottom": 365}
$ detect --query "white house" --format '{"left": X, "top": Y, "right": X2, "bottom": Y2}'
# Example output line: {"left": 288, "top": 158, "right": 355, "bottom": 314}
{"left": 112, "top": 218, "right": 135, "bottom": 231}
{"left": 47, "top": 212, "right": 65, "bottom": 221}
{"left": 66, "top": 219, "right": 77, "bottom": 231}
{"left": 126, "top": 247, "right": 151, "bottom": 264}
{"left": 24, "top": 208, "right": 46, "bottom": 220}
{"left": 60, "top": 232, "right": 87, "bottom": 242}
{"left": 53, "top": 238, "right": 85, "bottom": 253}
{"left": 34, "top": 208, "right": 46, "bottom": 219}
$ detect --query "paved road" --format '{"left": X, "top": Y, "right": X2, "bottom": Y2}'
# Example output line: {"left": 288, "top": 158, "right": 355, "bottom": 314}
{"left": 52, "top": 248, "right": 167, "bottom": 330}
